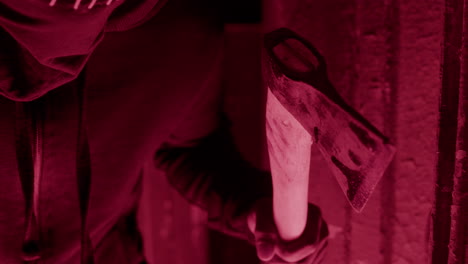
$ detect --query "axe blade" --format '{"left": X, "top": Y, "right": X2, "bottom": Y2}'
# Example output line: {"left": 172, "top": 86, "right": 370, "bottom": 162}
{"left": 263, "top": 28, "right": 396, "bottom": 212}
{"left": 265, "top": 66, "right": 395, "bottom": 212}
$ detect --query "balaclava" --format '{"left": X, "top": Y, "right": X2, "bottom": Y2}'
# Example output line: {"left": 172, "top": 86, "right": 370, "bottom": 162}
{"left": 0, "top": 0, "right": 165, "bottom": 101}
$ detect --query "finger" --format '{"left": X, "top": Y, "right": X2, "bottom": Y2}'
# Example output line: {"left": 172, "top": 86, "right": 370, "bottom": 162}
{"left": 256, "top": 237, "right": 277, "bottom": 262}
{"left": 260, "top": 239, "right": 327, "bottom": 264}
{"left": 300, "top": 239, "right": 328, "bottom": 264}
{"left": 276, "top": 219, "right": 323, "bottom": 261}
{"left": 278, "top": 221, "right": 328, "bottom": 263}
{"left": 306, "top": 249, "right": 326, "bottom": 264}
{"left": 247, "top": 211, "right": 257, "bottom": 234}
{"left": 249, "top": 198, "right": 281, "bottom": 262}
{"left": 262, "top": 240, "right": 327, "bottom": 264}
{"left": 277, "top": 243, "right": 317, "bottom": 262}
{"left": 254, "top": 198, "right": 278, "bottom": 234}
{"left": 318, "top": 218, "right": 329, "bottom": 241}
{"left": 309, "top": 243, "right": 327, "bottom": 264}
{"left": 277, "top": 206, "right": 327, "bottom": 260}
{"left": 306, "top": 221, "right": 329, "bottom": 264}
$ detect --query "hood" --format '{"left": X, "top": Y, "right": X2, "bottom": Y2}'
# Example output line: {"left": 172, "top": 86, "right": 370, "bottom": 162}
{"left": 0, "top": 0, "right": 166, "bottom": 102}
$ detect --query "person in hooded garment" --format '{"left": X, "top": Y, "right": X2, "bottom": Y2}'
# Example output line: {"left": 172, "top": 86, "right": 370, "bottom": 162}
{"left": 0, "top": 0, "right": 328, "bottom": 263}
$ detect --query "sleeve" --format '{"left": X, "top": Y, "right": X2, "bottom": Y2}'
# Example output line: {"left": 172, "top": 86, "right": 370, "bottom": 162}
{"left": 153, "top": 69, "right": 272, "bottom": 243}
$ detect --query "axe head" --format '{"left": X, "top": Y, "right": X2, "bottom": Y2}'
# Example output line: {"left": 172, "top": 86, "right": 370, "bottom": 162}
{"left": 264, "top": 28, "right": 396, "bottom": 212}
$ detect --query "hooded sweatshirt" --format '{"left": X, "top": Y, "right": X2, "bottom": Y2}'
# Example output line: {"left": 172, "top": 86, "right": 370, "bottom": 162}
{"left": 0, "top": 0, "right": 272, "bottom": 263}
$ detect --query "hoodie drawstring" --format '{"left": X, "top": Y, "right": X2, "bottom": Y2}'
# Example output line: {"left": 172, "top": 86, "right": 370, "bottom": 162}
{"left": 15, "top": 101, "right": 43, "bottom": 263}
{"left": 76, "top": 70, "right": 95, "bottom": 264}
{"left": 14, "top": 70, "right": 95, "bottom": 264}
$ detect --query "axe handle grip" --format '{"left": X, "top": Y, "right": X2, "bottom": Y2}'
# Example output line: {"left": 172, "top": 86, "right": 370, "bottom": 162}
{"left": 272, "top": 163, "right": 310, "bottom": 241}
{"left": 266, "top": 88, "right": 311, "bottom": 241}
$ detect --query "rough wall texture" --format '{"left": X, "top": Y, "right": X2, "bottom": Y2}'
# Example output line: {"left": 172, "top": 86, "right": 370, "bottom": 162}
{"left": 395, "top": 1, "right": 442, "bottom": 263}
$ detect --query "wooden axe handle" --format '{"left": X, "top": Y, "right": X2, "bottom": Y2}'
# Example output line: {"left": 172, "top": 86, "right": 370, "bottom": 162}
{"left": 266, "top": 88, "right": 312, "bottom": 241}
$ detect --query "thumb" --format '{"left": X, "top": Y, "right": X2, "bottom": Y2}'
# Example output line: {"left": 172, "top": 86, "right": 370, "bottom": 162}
{"left": 256, "top": 237, "right": 276, "bottom": 262}
{"left": 247, "top": 209, "right": 277, "bottom": 262}
{"left": 247, "top": 210, "right": 257, "bottom": 235}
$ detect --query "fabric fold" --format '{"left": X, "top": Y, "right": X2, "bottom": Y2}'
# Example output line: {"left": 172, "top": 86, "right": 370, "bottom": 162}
{"left": 0, "top": 0, "right": 164, "bottom": 102}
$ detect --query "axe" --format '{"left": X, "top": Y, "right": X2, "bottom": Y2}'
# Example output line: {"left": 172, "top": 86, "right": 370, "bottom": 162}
{"left": 264, "top": 28, "right": 396, "bottom": 241}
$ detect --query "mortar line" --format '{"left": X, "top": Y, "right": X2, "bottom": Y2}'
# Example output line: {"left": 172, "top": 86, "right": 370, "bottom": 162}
{"left": 379, "top": 0, "right": 400, "bottom": 263}
{"left": 431, "top": 0, "right": 464, "bottom": 262}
